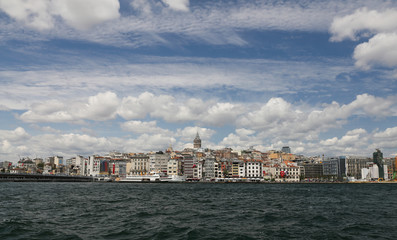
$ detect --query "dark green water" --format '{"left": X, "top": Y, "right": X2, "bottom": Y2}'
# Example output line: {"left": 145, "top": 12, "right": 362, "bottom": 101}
{"left": 0, "top": 183, "right": 396, "bottom": 239}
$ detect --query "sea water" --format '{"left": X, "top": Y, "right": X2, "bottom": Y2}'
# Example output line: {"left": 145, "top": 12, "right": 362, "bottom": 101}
{"left": 1, "top": 182, "right": 396, "bottom": 239}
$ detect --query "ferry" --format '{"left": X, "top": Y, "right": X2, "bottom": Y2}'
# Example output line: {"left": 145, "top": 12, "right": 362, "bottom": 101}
{"left": 119, "top": 172, "right": 186, "bottom": 182}
{"left": 120, "top": 172, "right": 162, "bottom": 182}
{"left": 161, "top": 174, "right": 186, "bottom": 182}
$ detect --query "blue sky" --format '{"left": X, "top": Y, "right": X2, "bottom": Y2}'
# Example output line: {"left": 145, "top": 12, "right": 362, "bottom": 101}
{"left": 1, "top": 0, "right": 397, "bottom": 162}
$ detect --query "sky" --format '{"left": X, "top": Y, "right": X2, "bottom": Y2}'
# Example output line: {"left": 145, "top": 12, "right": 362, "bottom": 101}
{"left": 1, "top": 0, "right": 397, "bottom": 162}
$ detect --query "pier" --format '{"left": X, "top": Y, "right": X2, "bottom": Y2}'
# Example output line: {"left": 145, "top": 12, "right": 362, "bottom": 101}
{"left": 0, "top": 173, "right": 93, "bottom": 182}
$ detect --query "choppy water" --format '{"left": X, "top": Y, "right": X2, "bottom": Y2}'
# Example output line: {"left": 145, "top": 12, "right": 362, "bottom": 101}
{"left": 1, "top": 182, "right": 396, "bottom": 239}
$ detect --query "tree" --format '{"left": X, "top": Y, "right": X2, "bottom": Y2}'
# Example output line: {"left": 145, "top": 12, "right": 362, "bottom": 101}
{"left": 37, "top": 162, "right": 44, "bottom": 169}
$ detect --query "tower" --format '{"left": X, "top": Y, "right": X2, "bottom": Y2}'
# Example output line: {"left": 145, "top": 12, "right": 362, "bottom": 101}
{"left": 193, "top": 132, "right": 201, "bottom": 149}
{"left": 373, "top": 149, "right": 384, "bottom": 179}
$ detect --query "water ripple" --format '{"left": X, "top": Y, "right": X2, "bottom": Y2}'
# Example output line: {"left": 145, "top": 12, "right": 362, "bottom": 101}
{"left": 1, "top": 183, "right": 396, "bottom": 239}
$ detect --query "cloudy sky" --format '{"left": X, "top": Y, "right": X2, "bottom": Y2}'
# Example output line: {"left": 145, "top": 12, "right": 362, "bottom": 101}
{"left": 1, "top": 0, "right": 397, "bottom": 162}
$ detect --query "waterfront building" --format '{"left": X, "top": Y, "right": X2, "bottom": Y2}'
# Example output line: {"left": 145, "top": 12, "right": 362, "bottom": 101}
{"left": 54, "top": 156, "right": 63, "bottom": 167}
{"left": 167, "top": 158, "right": 182, "bottom": 176}
{"left": 43, "top": 163, "right": 53, "bottom": 174}
{"left": 262, "top": 165, "right": 273, "bottom": 180}
{"left": 45, "top": 156, "right": 55, "bottom": 169}
{"left": 33, "top": 158, "right": 43, "bottom": 166}
{"left": 149, "top": 151, "right": 170, "bottom": 174}
{"left": 88, "top": 156, "right": 101, "bottom": 176}
{"left": 99, "top": 158, "right": 110, "bottom": 175}
{"left": 281, "top": 146, "right": 291, "bottom": 154}
{"left": 345, "top": 156, "right": 372, "bottom": 180}
{"left": 116, "top": 160, "right": 127, "bottom": 177}
{"left": 0, "top": 161, "right": 12, "bottom": 170}
{"left": 337, "top": 156, "right": 347, "bottom": 180}
{"left": 242, "top": 159, "right": 263, "bottom": 178}
{"left": 218, "top": 158, "right": 233, "bottom": 178}
{"left": 202, "top": 157, "right": 218, "bottom": 180}
{"left": 182, "top": 154, "right": 195, "bottom": 179}
{"left": 75, "top": 155, "right": 84, "bottom": 168}
{"left": 303, "top": 163, "right": 323, "bottom": 180}
{"left": 193, "top": 160, "right": 202, "bottom": 180}
{"left": 373, "top": 149, "right": 384, "bottom": 179}
{"left": 193, "top": 132, "right": 201, "bottom": 149}
{"left": 107, "top": 158, "right": 127, "bottom": 177}
{"left": 238, "top": 161, "right": 246, "bottom": 178}
{"left": 231, "top": 159, "right": 242, "bottom": 178}
{"left": 323, "top": 157, "right": 340, "bottom": 180}
{"left": 272, "top": 163, "right": 301, "bottom": 182}
{"left": 383, "top": 158, "right": 395, "bottom": 180}
{"left": 129, "top": 154, "right": 150, "bottom": 174}
{"left": 17, "top": 158, "right": 36, "bottom": 170}
{"left": 361, "top": 163, "right": 388, "bottom": 181}
{"left": 88, "top": 155, "right": 103, "bottom": 176}
{"left": 66, "top": 157, "right": 75, "bottom": 167}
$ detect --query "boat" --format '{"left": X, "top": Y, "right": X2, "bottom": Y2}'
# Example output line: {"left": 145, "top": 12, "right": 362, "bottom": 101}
{"left": 161, "top": 174, "right": 186, "bottom": 182}
{"left": 119, "top": 172, "right": 162, "bottom": 182}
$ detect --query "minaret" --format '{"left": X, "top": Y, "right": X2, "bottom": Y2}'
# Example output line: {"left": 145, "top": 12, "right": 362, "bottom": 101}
{"left": 193, "top": 132, "right": 201, "bottom": 149}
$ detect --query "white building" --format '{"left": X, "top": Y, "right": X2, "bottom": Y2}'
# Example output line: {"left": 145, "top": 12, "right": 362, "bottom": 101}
{"left": 272, "top": 162, "right": 301, "bottom": 182}
{"left": 203, "top": 158, "right": 218, "bottom": 180}
{"left": 193, "top": 161, "right": 203, "bottom": 180}
{"left": 361, "top": 163, "right": 388, "bottom": 181}
{"left": 167, "top": 158, "right": 181, "bottom": 176}
{"left": 149, "top": 152, "right": 170, "bottom": 174}
{"left": 129, "top": 154, "right": 150, "bottom": 174}
{"left": 242, "top": 160, "right": 263, "bottom": 178}
{"left": 54, "top": 156, "right": 63, "bottom": 166}
{"left": 88, "top": 156, "right": 101, "bottom": 176}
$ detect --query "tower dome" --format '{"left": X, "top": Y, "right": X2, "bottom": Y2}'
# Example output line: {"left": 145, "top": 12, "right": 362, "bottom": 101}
{"left": 193, "top": 132, "right": 201, "bottom": 148}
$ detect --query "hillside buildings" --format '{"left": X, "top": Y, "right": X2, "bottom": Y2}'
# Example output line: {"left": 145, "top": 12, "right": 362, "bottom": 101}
{"left": 1, "top": 134, "right": 396, "bottom": 183}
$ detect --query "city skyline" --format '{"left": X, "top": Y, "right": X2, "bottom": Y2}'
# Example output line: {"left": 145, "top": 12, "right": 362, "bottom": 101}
{"left": 1, "top": 0, "right": 397, "bottom": 162}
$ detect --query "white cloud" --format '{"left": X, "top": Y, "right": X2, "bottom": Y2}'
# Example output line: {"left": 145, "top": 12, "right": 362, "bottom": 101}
{"left": 373, "top": 126, "right": 397, "bottom": 140}
{"left": 52, "top": 0, "right": 120, "bottom": 30}
{"left": 350, "top": 94, "right": 397, "bottom": 117}
{"left": 237, "top": 94, "right": 397, "bottom": 142}
{"left": 0, "top": 57, "right": 356, "bottom": 111}
{"left": 0, "top": 127, "right": 30, "bottom": 143}
{"left": 0, "top": 0, "right": 120, "bottom": 31}
{"left": 317, "top": 126, "right": 397, "bottom": 156}
{"left": 0, "top": 0, "right": 53, "bottom": 30}
{"left": 175, "top": 126, "right": 215, "bottom": 142}
{"left": 17, "top": 91, "right": 397, "bottom": 144}
{"left": 203, "top": 103, "right": 242, "bottom": 126}
{"left": 121, "top": 120, "right": 171, "bottom": 135}
{"left": 74, "top": 91, "right": 119, "bottom": 121}
{"left": 330, "top": 7, "right": 397, "bottom": 70}
{"left": 118, "top": 91, "right": 242, "bottom": 126}
{"left": 130, "top": 0, "right": 155, "bottom": 15}
{"left": 19, "top": 91, "right": 119, "bottom": 123}
{"left": 161, "top": 0, "right": 189, "bottom": 12}
{"left": 236, "top": 128, "right": 255, "bottom": 137}
{"left": 119, "top": 133, "right": 176, "bottom": 153}
{"left": 30, "top": 124, "right": 62, "bottom": 134}
{"left": 353, "top": 33, "right": 397, "bottom": 69}
{"left": 220, "top": 132, "right": 260, "bottom": 150}
{"left": 5, "top": 91, "right": 397, "bottom": 160}
{"left": 1, "top": 1, "right": 391, "bottom": 47}
{"left": 238, "top": 97, "right": 292, "bottom": 130}
{"left": 330, "top": 8, "right": 397, "bottom": 42}
{"left": 372, "top": 126, "right": 397, "bottom": 149}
